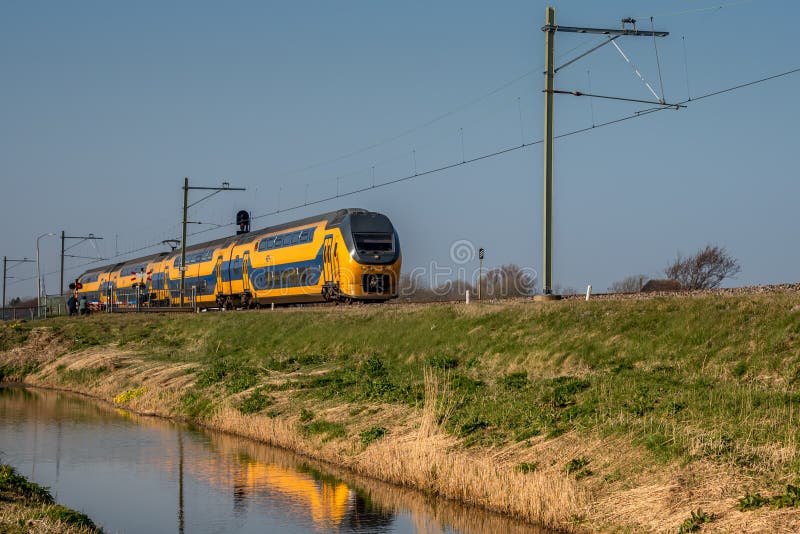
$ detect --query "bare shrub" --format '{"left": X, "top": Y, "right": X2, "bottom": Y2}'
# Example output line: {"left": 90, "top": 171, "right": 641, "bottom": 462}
{"left": 483, "top": 264, "right": 536, "bottom": 298}
{"left": 664, "top": 245, "right": 741, "bottom": 289}
{"left": 608, "top": 275, "right": 649, "bottom": 293}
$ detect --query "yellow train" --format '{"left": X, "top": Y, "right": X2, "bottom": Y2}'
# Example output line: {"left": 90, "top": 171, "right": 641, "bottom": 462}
{"left": 75, "top": 208, "right": 401, "bottom": 309}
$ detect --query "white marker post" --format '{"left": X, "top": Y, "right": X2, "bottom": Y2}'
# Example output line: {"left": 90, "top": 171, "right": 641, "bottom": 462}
{"left": 466, "top": 290, "right": 470, "bottom": 305}
{"left": 585, "top": 284, "right": 592, "bottom": 301}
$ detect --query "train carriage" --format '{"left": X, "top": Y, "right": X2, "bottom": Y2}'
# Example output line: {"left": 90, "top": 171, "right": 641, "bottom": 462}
{"left": 76, "top": 209, "right": 401, "bottom": 309}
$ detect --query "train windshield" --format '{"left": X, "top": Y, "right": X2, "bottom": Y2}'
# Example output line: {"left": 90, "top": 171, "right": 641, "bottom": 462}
{"left": 353, "top": 233, "right": 394, "bottom": 254}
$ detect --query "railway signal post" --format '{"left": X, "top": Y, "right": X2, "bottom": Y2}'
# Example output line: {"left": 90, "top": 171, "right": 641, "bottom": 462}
{"left": 536, "top": 7, "right": 668, "bottom": 300}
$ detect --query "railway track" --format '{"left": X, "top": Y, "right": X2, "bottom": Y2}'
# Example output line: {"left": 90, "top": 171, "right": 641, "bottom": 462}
{"left": 69, "top": 282, "right": 800, "bottom": 316}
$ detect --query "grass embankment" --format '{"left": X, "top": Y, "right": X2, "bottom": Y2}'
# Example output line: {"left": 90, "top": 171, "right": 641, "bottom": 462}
{"left": 2, "top": 294, "right": 800, "bottom": 531}
{"left": 0, "top": 464, "right": 99, "bottom": 533}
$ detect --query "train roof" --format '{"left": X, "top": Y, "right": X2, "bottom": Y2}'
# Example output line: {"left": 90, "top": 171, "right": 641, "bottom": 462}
{"left": 247, "top": 208, "right": 364, "bottom": 238}
{"left": 76, "top": 208, "right": 374, "bottom": 278}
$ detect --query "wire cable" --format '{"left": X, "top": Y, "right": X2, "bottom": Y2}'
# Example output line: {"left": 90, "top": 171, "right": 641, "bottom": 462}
{"left": 268, "top": 40, "right": 599, "bottom": 182}
{"left": 635, "top": 0, "right": 755, "bottom": 19}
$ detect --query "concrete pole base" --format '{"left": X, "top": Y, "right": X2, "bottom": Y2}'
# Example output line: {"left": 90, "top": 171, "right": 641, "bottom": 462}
{"left": 534, "top": 294, "right": 562, "bottom": 302}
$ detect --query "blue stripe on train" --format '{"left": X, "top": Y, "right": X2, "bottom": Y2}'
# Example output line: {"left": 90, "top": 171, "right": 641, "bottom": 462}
{"left": 163, "top": 244, "right": 325, "bottom": 294}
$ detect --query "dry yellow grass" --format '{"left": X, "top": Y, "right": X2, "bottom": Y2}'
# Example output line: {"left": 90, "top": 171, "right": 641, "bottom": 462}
{"left": 0, "top": 502, "right": 99, "bottom": 534}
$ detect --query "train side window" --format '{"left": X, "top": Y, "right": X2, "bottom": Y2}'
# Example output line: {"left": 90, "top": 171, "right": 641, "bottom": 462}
{"left": 292, "top": 234, "right": 299, "bottom": 245}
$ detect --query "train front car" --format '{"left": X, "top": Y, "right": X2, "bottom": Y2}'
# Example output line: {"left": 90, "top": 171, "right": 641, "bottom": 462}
{"left": 330, "top": 209, "right": 401, "bottom": 302}
{"left": 243, "top": 208, "right": 401, "bottom": 306}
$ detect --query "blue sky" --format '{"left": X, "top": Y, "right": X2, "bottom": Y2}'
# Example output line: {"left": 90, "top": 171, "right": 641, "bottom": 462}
{"left": 1, "top": 0, "right": 798, "bottom": 299}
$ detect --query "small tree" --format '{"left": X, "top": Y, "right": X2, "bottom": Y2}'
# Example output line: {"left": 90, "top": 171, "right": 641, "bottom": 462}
{"left": 608, "top": 274, "right": 649, "bottom": 293}
{"left": 483, "top": 264, "right": 537, "bottom": 298}
{"left": 664, "top": 245, "right": 740, "bottom": 290}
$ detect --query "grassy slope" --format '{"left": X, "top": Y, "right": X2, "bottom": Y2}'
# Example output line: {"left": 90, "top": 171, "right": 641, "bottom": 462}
{"left": 2, "top": 294, "right": 800, "bottom": 531}
{"left": 0, "top": 464, "right": 99, "bottom": 534}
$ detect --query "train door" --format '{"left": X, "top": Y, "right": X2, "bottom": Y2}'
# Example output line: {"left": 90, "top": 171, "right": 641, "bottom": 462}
{"left": 158, "top": 263, "right": 169, "bottom": 304}
{"left": 323, "top": 235, "right": 334, "bottom": 286}
{"left": 221, "top": 246, "right": 235, "bottom": 299}
{"left": 242, "top": 251, "right": 251, "bottom": 296}
{"left": 214, "top": 255, "right": 224, "bottom": 304}
{"left": 322, "top": 235, "right": 340, "bottom": 300}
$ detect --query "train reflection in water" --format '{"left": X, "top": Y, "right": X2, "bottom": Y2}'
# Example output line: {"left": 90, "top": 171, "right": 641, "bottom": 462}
{"left": 0, "top": 387, "right": 550, "bottom": 534}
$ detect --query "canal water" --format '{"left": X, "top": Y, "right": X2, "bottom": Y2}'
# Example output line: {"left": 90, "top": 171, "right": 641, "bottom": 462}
{"left": 0, "top": 386, "right": 548, "bottom": 533}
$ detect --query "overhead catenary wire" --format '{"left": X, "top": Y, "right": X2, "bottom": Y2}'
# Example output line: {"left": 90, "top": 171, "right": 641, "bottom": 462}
{"left": 546, "top": 89, "right": 685, "bottom": 109}
{"left": 635, "top": 0, "right": 755, "bottom": 19}
{"left": 266, "top": 39, "right": 609, "bottom": 182}
{"left": 203, "top": 65, "right": 800, "bottom": 228}
{"left": 684, "top": 67, "right": 800, "bottom": 102}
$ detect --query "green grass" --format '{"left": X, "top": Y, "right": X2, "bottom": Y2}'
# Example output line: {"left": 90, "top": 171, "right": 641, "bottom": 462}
{"left": 238, "top": 387, "right": 273, "bottom": 414}
{"left": 180, "top": 390, "right": 214, "bottom": 419}
{"left": 360, "top": 425, "right": 387, "bottom": 447}
{"left": 0, "top": 322, "right": 32, "bottom": 352}
{"left": 303, "top": 419, "right": 347, "bottom": 441}
{"left": 515, "top": 462, "right": 538, "bottom": 474}
{"left": 6, "top": 293, "right": 800, "bottom": 479}
{"left": 0, "top": 464, "right": 98, "bottom": 531}
{"left": 0, "top": 362, "right": 39, "bottom": 382}
{"left": 565, "top": 457, "right": 593, "bottom": 479}
{"left": 678, "top": 508, "right": 714, "bottom": 533}
{"left": 738, "top": 485, "right": 800, "bottom": 511}
{"left": 0, "top": 464, "right": 53, "bottom": 503}
{"left": 44, "top": 505, "right": 97, "bottom": 529}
